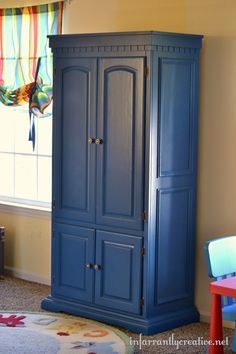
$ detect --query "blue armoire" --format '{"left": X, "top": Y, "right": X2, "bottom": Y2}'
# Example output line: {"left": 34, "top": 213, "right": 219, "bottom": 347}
{"left": 42, "top": 31, "right": 203, "bottom": 334}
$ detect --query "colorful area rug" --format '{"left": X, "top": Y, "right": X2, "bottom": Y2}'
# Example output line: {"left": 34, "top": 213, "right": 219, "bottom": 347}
{"left": 0, "top": 312, "right": 133, "bottom": 354}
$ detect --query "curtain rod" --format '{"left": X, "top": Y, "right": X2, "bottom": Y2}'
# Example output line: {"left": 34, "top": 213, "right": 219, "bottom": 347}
{"left": 0, "top": 0, "right": 73, "bottom": 9}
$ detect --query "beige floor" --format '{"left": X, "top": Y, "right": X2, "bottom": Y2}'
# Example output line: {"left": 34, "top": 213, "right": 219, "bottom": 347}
{"left": 0, "top": 276, "right": 234, "bottom": 353}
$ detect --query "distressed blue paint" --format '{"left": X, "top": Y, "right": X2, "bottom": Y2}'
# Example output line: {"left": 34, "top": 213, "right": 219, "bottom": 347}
{"left": 42, "top": 31, "right": 203, "bottom": 334}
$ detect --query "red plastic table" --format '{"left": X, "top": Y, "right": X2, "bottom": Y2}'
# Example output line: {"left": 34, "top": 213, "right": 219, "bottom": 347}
{"left": 209, "top": 276, "right": 236, "bottom": 353}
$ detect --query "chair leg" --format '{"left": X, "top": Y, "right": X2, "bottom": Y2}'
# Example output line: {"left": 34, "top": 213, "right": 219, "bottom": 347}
{"left": 232, "top": 324, "right": 236, "bottom": 352}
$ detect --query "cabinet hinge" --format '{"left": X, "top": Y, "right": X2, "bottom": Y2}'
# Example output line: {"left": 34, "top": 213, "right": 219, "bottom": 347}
{"left": 145, "top": 66, "right": 149, "bottom": 77}
{"left": 142, "top": 211, "right": 148, "bottom": 222}
{"left": 140, "top": 297, "right": 144, "bottom": 307}
{"left": 141, "top": 247, "right": 146, "bottom": 256}
{"left": 52, "top": 200, "right": 56, "bottom": 209}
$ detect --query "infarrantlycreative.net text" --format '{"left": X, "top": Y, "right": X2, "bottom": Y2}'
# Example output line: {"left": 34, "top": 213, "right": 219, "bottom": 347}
{"left": 130, "top": 333, "right": 229, "bottom": 350}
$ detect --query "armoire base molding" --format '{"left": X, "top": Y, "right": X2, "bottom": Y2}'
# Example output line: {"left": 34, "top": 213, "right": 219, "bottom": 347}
{"left": 41, "top": 296, "right": 199, "bottom": 335}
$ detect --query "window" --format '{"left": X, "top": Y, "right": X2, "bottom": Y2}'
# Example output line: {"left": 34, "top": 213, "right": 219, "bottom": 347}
{"left": 0, "top": 2, "right": 63, "bottom": 209}
{"left": 0, "top": 104, "right": 52, "bottom": 208}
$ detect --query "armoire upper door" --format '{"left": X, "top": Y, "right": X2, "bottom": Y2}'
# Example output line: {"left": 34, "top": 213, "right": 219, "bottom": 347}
{"left": 53, "top": 58, "right": 96, "bottom": 223}
{"left": 96, "top": 58, "right": 145, "bottom": 231}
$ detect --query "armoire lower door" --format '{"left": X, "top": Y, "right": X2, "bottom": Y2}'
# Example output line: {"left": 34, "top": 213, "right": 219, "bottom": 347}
{"left": 52, "top": 224, "right": 95, "bottom": 303}
{"left": 94, "top": 230, "right": 143, "bottom": 314}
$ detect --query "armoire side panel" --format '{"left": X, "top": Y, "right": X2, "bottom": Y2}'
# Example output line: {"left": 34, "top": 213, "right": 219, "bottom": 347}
{"left": 153, "top": 53, "right": 199, "bottom": 313}
{"left": 158, "top": 58, "right": 194, "bottom": 177}
{"left": 53, "top": 58, "right": 96, "bottom": 223}
{"left": 96, "top": 58, "right": 145, "bottom": 231}
{"left": 155, "top": 188, "right": 192, "bottom": 305}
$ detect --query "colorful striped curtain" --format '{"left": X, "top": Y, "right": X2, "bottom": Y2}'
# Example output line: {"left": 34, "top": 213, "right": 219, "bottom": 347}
{"left": 0, "top": 2, "right": 63, "bottom": 147}
{"left": 0, "top": 2, "right": 62, "bottom": 103}
{"left": 0, "top": 1, "right": 66, "bottom": 8}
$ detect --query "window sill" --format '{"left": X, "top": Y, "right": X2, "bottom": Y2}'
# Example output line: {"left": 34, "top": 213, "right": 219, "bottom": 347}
{"left": 0, "top": 201, "right": 51, "bottom": 219}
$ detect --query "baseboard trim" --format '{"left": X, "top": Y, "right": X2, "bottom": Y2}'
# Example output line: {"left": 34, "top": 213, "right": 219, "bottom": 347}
{"left": 200, "top": 310, "right": 234, "bottom": 329}
{"left": 4, "top": 266, "right": 50, "bottom": 286}
{"left": 199, "top": 311, "right": 210, "bottom": 324}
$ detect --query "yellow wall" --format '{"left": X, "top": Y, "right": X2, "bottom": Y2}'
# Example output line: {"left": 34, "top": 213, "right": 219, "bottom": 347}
{"left": 2, "top": 0, "right": 236, "bottom": 320}
{"left": 1, "top": 210, "right": 51, "bottom": 283}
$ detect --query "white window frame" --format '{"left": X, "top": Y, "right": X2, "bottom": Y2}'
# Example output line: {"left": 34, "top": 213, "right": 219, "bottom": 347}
{"left": 0, "top": 105, "right": 52, "bottom": 213}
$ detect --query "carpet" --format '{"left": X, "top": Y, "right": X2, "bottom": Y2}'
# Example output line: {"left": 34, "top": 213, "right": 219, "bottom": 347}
{"left": 0, "top": 312, "right": 133, "bottom": 354}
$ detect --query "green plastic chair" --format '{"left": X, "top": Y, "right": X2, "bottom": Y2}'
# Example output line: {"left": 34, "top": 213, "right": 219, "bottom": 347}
{"left": 204, "top": 235, "right": 236, "bottom": 352}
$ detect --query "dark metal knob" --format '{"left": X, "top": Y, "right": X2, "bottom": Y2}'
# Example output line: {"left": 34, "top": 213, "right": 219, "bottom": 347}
{"left": 88, "top": 137, "right": 95, "bottom": 144}
{"left": 94, "top": 264, "right": 101, "bottom": 270}
{"left": 85, "top": 263, "right": 93, "bottom": 269}
{"left": 95, "top": 138, "right": 103, "bottom": 145}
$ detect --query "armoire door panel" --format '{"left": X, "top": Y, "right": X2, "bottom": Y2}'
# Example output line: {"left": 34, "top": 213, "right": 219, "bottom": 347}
{"left": 53, "top": 58, "right": 96, "bottom": 223}
{"left": 96, "top": 58, "right": 145, "bottom": 230}
{"left": 95, "top": 230, "right": 143, "bottom": 314}
{"left": 52, "top": 224, "right": 95, "bottom": 303}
